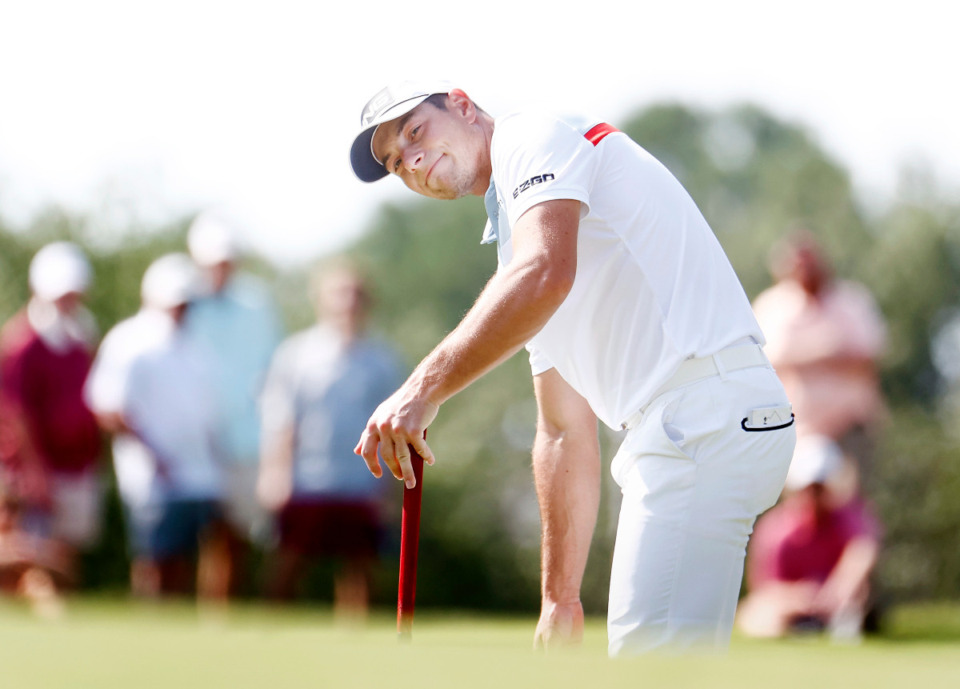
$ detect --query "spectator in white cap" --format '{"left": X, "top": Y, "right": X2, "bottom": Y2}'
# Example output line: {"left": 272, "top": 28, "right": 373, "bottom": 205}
{"left": 85, "top": 254, "right": 228, "bottom": 601}
{"left": 183, "top": 212, "right": 282, "bottom": 595}
{"left": 737, "top": 435, "right": 882, "bottom": 641}
{"left": 0, "top": 241, "right": 103, "bottom": 590}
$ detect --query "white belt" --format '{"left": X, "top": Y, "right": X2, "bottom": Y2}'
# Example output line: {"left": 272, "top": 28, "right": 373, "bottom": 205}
{"left": 620, "top": 344, "right": 770, "bottom": 431}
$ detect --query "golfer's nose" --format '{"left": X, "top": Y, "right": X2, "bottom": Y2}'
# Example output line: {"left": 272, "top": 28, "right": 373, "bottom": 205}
{"left": 402, "top": 147, "right": 424, "bottom": 173}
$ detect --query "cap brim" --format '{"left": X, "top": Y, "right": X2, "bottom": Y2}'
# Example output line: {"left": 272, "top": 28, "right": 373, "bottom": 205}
{"left": 350, "top": 127, "right": 389, "bottom": 182}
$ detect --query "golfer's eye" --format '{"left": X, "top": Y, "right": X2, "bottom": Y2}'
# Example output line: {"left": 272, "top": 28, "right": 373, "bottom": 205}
{"left": 411, "top": 125, "right": 421, "bottom": 139}
{"left": 392, "top": 157, "right": 401, "bottom": 173}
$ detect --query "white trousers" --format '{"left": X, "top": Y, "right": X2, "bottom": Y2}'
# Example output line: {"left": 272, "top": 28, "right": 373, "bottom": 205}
{"left": 607, "top": 365, "right": 795, "bottom": 656}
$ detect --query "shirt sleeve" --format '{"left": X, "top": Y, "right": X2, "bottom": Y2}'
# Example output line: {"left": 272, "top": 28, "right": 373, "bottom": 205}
{"left": 525, "top": 339, "right": 555, "bottom": 376}
{"left": 0, "top": 342, "right": 30, "bottom": 409}
{"left": 838, "top": 499, "right": 884, "bottom": 543}
{"left": 835, "top": 282, "right": 887, "bottom": 359}
{"left": 492, "top": 112, "right": 597, "bottom": 228}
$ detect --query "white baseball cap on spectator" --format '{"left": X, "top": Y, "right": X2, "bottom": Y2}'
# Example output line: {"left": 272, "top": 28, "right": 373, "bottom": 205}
{"left": 29, "top": 241, "right": 92, "bottom": 301}
{"left": 141, "top": 253, "right": 200, "bottom": 309}
{"left": 187, "top": 212, "right": 241, "bottom": 266}
{"left": 784, "top": 434, "right": 844, "bottom": 491}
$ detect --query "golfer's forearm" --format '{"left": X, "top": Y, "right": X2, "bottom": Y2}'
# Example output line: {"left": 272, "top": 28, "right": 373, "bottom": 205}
{"left": 405, "top": 200, "right": 580, "bottom": 407}
{"left": 533, "top": 430, "right": 600, "bottom": 602}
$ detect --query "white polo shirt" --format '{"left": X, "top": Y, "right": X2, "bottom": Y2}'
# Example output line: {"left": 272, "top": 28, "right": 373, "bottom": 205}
{"left": 482, "top": 111, "right": 763, "bottom": 430}
{"left": 85, "top": 310, "right": 222, "bottom": 506}
{"left": 85, "top": 309, "right": 172, "bottom": 508}
{"left": 122, "top": 329, "right": 223, "bottom": 501}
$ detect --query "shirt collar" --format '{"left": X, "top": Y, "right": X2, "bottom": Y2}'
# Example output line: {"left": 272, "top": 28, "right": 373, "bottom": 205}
{"left": 481, "top": 177, "right": 499, "bottom": 245}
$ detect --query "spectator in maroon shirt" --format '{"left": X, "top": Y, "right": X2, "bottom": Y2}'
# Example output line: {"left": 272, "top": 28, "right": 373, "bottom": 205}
{"left": 0, "top": 242, "right": 103, "bottom": 584}
{"left": 737, "top": 435, "right": 881, "bottom": 641}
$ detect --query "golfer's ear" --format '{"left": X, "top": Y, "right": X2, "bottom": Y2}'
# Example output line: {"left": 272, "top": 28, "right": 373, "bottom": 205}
{"left": 448, "top": 89, "right": 476, "bottom": 122}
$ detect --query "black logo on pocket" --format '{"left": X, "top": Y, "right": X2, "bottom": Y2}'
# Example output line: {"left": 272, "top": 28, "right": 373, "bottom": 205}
{"left": 741, "top": 414, "right": 795, "bottom": 432}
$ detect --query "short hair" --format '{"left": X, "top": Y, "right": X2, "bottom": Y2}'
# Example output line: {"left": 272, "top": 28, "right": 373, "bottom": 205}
{"left": 422, "top": 91, "right": 488, "bottom": 117}
{"left": 767, "top": 227, "right": 831, "bottom": 282}
{"left": 423, "top": 93, "right": 449, "bottom": 110}
{"left": 309, "top": 255, "right": 371, "bottom": 303}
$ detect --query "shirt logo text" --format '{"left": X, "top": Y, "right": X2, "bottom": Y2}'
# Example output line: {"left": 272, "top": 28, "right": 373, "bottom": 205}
{"left": 512, "top": 173, "right": 555, "bottom": 199}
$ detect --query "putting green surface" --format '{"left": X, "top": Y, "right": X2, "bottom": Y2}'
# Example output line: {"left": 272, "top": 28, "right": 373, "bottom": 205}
{"left": 1, "top": 599, "right": 958, "bottom": 689}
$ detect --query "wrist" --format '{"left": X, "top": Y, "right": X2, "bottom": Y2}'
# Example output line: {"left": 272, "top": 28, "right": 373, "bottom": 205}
{"left": 541, "top": 590, "right": 582, "bottom": 607}
{"left": 405, "top": 368, "right": 446, "bottom": 409}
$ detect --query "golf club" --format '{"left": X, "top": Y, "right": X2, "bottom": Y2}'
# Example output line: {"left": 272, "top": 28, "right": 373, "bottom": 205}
{"left": 397, "top": 440, "right": 425, "bottom": 640}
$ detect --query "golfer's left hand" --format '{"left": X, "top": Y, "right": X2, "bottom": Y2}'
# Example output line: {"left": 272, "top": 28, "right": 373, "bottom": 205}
{"left": 355, "top": 387, "right": 437, "bottom": 488}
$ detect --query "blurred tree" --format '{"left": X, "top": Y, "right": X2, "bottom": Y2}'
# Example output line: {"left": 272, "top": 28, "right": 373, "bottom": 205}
{"left": 865, "top": 196, "right": 960, "bottom": 404}
{"left": 620, "top": 103, "right": 873, "bottom": 297}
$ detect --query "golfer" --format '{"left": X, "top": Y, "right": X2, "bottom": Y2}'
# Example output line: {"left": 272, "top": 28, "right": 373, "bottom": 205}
{"left": 351, "top": 82, "right": 796, "bottom": 655}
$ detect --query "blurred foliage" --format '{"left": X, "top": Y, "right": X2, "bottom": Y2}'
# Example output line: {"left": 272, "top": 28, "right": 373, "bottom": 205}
{"left": 2, "top": 100, "right": 959, "bottom": 611}
{"left": 619, "top": 103, "right": 873, "bottom": 297}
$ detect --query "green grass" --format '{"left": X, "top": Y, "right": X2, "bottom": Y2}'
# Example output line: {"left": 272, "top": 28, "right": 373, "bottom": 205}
{"left": 1, "top": 598, "right": 958, "bottom": 689}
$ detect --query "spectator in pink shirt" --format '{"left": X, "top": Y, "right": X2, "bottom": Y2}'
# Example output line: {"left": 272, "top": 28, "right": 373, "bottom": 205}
{"left": 0, "top": 242, "right": 103, "bottom": 586}
{"left": 752, "top": 230, "right": 887, "bottom": 494}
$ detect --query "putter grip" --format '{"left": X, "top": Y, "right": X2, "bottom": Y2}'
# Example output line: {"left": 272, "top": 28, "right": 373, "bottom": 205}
{"left": 397, "top": 447, "right": 424, "bottom": 638}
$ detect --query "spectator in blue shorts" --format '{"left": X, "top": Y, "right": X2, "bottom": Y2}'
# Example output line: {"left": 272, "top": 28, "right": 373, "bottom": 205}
{"left": 86, "top": 254, "right": 227, "bottom": 600}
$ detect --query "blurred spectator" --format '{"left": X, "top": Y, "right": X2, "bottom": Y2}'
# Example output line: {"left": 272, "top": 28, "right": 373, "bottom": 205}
{"left": 752, "top": 230, "right": 887, "bottom": 495}
{"left": 737, "top": 435, "right": 882, "bottom": 641}
{"left": 85, "top": 254, "right": 228, "bottom": 601}
{"left": 184, "top": 212, "right": 283, "bottom": 591}
{"left": 0, "top": 242, "right": 103, "bottom": 586}
{"left": 0, "top": 476, "right": 69, "bottom": 618}
{"left": 257, "top": 258, "right": 402, "bottom": 619}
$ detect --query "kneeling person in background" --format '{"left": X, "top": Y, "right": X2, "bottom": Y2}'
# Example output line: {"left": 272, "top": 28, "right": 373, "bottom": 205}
{"left": 738, "top": 435, "right": 882, "bottom": 641}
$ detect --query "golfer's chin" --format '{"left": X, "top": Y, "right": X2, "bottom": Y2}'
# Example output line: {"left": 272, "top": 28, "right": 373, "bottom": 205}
{"left": 406, "top": 179, "right": 462, "bottom": 201}
{"left": 409, "top": 165, "right": 475, "bottom": 200}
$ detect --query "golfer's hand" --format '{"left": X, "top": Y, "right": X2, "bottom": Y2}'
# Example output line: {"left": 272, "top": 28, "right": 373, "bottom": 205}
{"left": 355, "top": 388, "right": 437, "bottom": 488}
{"left": 534, "top": 599, "right": 584, "bottom": 651}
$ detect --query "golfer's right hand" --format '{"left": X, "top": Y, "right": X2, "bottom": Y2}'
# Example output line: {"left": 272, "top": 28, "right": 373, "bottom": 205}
{"left": 355, "top": 387, "right": 437, "bottom": 488}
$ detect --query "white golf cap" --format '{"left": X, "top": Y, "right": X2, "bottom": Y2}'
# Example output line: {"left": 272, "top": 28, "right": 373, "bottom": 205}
{"left": 141, "top": 253, "right": 200, "bottom": 309}
{"left": 29, "top": 241, "right": 92, "bottom": 301}
{"left": 350, "top": 80, "right": 455, "bottom": 183}
{"left": 187, "top": 212, "right": 241, "bottom": 266}
{"left": 784, "top": 434, "right": 844, "bottom": 491}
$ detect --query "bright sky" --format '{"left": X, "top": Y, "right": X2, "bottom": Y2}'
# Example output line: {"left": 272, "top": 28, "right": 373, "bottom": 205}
{"left": 0, "top": 0, "right": 955, "bottom": 265}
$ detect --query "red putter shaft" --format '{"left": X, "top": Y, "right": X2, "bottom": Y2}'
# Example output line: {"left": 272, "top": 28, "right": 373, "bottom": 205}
{"left": 397, "top": 446, "right": 425, "bottom": 640}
